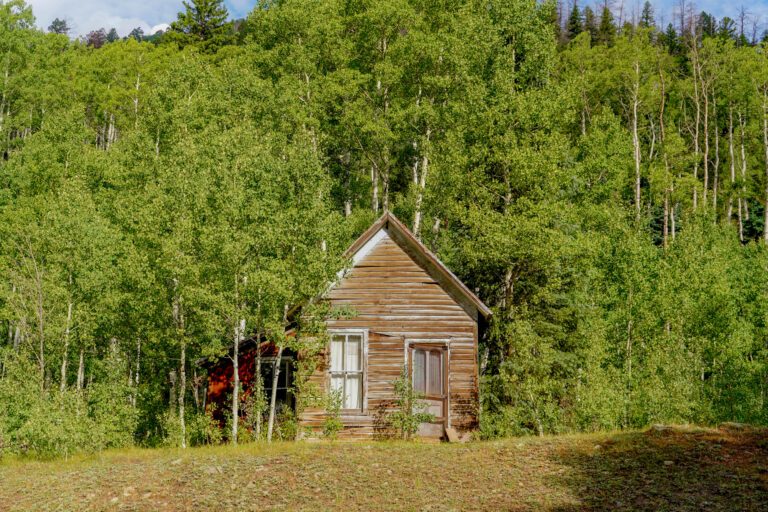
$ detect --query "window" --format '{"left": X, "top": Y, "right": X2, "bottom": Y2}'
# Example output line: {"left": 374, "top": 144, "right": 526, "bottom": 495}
{"left": 262, "top": 359, "right": 292, "bottom": 394}
{"left": 412, "top": 347, "right": 443, "bottom": 396}
{"left": 329, "top": 333, "right": 363, "bottom": 410}
{"left": 258, "top": 358, "right": 293, "bottom": 409}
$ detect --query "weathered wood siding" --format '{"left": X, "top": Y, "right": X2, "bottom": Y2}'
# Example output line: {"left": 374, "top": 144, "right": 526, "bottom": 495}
{"left": 299, "top": 231, "right": 479, "bottom": 439}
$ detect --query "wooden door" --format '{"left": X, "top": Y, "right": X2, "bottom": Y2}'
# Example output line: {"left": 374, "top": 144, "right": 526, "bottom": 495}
{"left": 410, "top": 344, "right": 446, "bottom": 437}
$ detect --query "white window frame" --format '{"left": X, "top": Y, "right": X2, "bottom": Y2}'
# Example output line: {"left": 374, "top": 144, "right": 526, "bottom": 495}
{"left": 328, "top": 329, "right": 368, "bottom": 412}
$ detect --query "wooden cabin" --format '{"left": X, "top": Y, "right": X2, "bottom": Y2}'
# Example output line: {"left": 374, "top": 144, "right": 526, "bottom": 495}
{"left": 203, "top": 212, "right": 491, "bottom": 440}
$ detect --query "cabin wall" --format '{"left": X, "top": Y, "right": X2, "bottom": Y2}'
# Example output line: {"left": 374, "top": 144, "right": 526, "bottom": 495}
{"left": 299, "top": 232, "right": 479, "bottom": 439}
{"left": 205, "top": 343, "right": 287, "bottom": 426}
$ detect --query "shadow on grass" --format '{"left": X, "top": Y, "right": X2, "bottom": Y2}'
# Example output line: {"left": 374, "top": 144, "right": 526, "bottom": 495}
{"left": 547, "top": 427, "right": 768, "bottom": 511}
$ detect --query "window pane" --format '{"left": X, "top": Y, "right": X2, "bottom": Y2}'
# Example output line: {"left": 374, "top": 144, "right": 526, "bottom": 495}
{"left": 345, "top": 374, "right": 362, "bottom": 409}
{"left": 330, "top": 335, "right": 344, "bottom": 371}
{"left": 279, "top": 361, "right": 290, "bottom": 389}
{"left": 413, "top": 349, "right": 426, "bottom": 393}
{"left": 345, "top": 336, "right": 361, "bottom": 371}
{"left": 428, "top": 350, "right": 442, "bottom": 395}
{"left": 262, "top": 363, "right": 273, "bottom": 387}
{"left": 331, "top": 375, "right": 344, "bottom": 395}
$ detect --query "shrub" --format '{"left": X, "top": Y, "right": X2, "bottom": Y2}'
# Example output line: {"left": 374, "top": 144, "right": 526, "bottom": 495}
{"left": 241, "top": 385, "right": 268, "bottom": 441}
{"left": 0, "top": 355, "right": 136, "bottom": 458}
{"left": 187, "top": 409, "right": 223, "bottom": 446}
{"left": 388, "top": 366, "right": 434, "bottom": 440}
{"left": 321, "top": 388, "right": 344, "bottom": 439}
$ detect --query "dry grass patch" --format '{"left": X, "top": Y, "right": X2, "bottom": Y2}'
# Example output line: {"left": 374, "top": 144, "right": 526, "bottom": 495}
{"left": 1, "top": 426, "right": 766, "bottom": 511}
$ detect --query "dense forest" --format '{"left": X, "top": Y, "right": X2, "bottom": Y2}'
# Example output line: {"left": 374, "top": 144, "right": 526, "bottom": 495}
{"left": 1, "top": 0, "right": 768, "bottom": 456}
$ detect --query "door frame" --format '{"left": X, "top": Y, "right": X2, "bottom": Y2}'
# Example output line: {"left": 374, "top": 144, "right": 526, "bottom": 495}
{"left": 405, "top": 339, "right": 450, "bottom": 430}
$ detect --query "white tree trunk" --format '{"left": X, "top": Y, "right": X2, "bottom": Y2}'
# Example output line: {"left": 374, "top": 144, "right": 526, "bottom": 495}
{"left": 77, "top": 350, "right": 85, "bottom": 390}
{"left": 413, "top": 125, "right": 431, "bottom": 237}
{"left": 371, "top": 166, "right": 379, "bottom": 214}
{"left": 266, "top": 345, "right": 285, "bottom": 442}
{"left": 691, "top": 45, "right": 701, "bottom": 210}
{"left": 728, "top": 106, "right": 735, "bottom": 221}
{"left": 632, "top": 65, "right": 641, "bottom": 219}
{"left": 763, "top": 89, "right": 768, "bottom": 242}
{"left": 231, "top": 318, "right": 245, "bottom": 444}
{"left": 132, "top": 339, "right": 141, "bottom": 407}
{"left": 738, "top": 113, "right": 749, "bottom": 222}
{"left": 255, "top": 296, "right": 263, "bottom": 439}
{"left": 179, "top": 344, "right": 186, "bottom": 448}
{"left": 713, "top": 93, "right": 720, "bottom": 215}
{"left": 702, "top": 84, "right": 710, "bottom": 206}
{"left": 60, "top": 300, "right": 72, "bottom": 392}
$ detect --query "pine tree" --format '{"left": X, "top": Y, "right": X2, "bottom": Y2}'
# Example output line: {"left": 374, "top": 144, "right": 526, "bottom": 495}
{"left": 128, "top": 27, "right": 144, "bottom": 41}
{"left": 718, "top": 17, "right": 736, "bottom": 41}
{"left": 167, "top": 0, "right": 233, "bottom": 52}
{"left": 550, "top": 0, "right": 563, "bottom": 43}
{"left": 584, "top": 6, "right": 598, "bottom": 42}
{"left": 639, "top": 1, "right": 655, "bottom": 29}
{"left": 597, "top": 6, "right": 616, "bottom": 45}
{"left": 47, "top": 18, "right": 69, "bottom": 35}
{"left": 567, "top": 2, "right": 583, "bottom": 41}
{"left": 106, "top": 28, "right": 119, "bottom": 43}
{"left": 660, "top": 23, "right": 679, "bottom": 52}
{"left": 699, "top": 12, "right": 716, "bottom": 37}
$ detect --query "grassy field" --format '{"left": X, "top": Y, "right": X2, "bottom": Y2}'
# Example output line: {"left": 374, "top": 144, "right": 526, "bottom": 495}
{"left": 1, "top": 425, "right": 767, "bottom": 511}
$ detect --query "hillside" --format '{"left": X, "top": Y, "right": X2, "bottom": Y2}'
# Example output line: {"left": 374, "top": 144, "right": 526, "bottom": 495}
{"left": 2, "top": 426, "right": 766, "bottom": 511}
{"left": 4, "top": 0, "right": 768, "bottom": 457}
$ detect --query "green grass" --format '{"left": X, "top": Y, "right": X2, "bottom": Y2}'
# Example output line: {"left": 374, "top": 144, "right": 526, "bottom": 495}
{"left": 1, "top": 425, "right": 767, "bottom": 511}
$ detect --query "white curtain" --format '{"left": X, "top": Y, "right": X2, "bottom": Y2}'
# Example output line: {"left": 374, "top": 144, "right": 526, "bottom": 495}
{"left": 345, "top": 374, "right": 362, "bottom": 409}
{"left": 345, "top": 335, "right": 361, "bottom": 371}
{"left": 330, "top": 335, "right": 344, "bottom": 372}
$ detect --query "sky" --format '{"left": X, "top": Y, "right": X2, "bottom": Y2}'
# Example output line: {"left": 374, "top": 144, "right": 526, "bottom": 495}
{"left": 25, "top": 0, "right": 255, "bottom": 38}
{"left": 23, "top": 1, "right": 768, "bottom": 39}
{"left": 601, "top": 1, "right": 768, "bottom": 29}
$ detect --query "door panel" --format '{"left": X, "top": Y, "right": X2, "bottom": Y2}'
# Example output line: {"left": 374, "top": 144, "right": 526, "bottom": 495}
{"left": 424, "top": 398, "right": 443, "bottom": 418}
{"left": 410, "top": 345, "right": 447, "bottom": 426}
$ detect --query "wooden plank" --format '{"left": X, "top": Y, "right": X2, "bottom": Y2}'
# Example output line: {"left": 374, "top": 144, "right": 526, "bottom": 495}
{"left": 297, "top": 227, "right": 479, "bottom": 438}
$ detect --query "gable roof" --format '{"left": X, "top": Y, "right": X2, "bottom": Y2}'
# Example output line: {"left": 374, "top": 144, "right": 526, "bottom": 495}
{"left": 343, "top": 212, "right": 492, "bottom": 321}
{"left": 198, "top": 212, "right": 491, "bottom": 367}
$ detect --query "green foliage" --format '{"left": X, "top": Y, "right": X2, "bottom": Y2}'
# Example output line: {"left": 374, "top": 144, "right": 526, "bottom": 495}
{"left": 240, "top": 385, "right": 267, "bottom": 440}
{"left": 321, "top": 389, "right": 344, "bottom": 440}
{"left": 1, "top": 0, "right": 768, "bottom": 458}
{"left": 47, "top": 17, "right": 68, "bottom": 35}
{"left": 387, "top": 367, "right": 434, "bottom": 440}
{"left": 272, "top": 408, "right": 299, "bottom": 441}
{"left": 639, "top": 2, "right": 655, "bottom": 29}
{"left": 597, "top": 7, "right": 616, "bottom": 46}
{"left": 566, "top": 3, "right": 582, "bottom": 41}
{"left": 166, "top": 0, "right": 233, "bottom": 52}
{"left": 0, "top": 354, "right": 136, "bottom": 458}
{"left": 159, "top": 412, "right": 185, "bottom": 448}
{"left": 187, "top": 410, "right": 224, "bottom": 446}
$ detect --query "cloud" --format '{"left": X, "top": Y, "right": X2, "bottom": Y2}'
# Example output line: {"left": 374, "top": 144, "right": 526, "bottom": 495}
{"left": 26, "top": 0, "right": 253, "bottom": 38}
{"left": 150, "top": 23, "right": 171, "bottom": 35}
